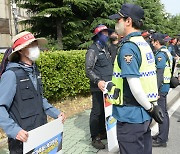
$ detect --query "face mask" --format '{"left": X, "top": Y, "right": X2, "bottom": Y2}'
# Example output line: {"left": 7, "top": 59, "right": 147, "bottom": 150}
{"left": 97, "top": 33, "right": 109, "bottom": 46}
{"left": 28, "top": 46, "right": 40, "bottom": 61}
{"left": 115, "top": 22, "right": 125, "bottom": 36}
{"left": 109, "top": 36, "right": 118, "bottom": 42}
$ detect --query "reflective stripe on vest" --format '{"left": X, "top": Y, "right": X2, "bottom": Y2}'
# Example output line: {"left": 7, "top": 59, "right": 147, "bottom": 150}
{"left": 160, "top": 48, "right": 172, "bottom": 83}
{"left": 108, "top": 36, "right": 158, "bottom": 105}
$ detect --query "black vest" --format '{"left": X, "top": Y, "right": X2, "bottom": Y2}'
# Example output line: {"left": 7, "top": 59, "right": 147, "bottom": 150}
{"left": 89, "top": 43, "right": 113, "bottom": 91}
{"left": 8, "top": 67, "right": 47, "bottom": 131}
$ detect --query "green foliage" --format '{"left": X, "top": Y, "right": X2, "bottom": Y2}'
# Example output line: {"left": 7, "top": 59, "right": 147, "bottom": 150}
{"left": 15, "top": 0, "right": 124, "bottom": 50}
{"left": 36, "top": 50, "right": 90, "bottom": 101}
{"left": 15, "top": 0, "right": 180, "bottom": 49}
{"left": 45, "top": 37, "right": 60, "bottom": 51}
{"left": 132, "top": 0, "right": 180, "bottom": 37}
{"left": 165, "top": 15, "right": 180, "bottom": 37}
{"left": 133, "top": 0, "right": 167, "bottom": 32}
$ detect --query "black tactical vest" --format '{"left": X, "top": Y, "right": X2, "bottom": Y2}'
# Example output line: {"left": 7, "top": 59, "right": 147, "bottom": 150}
{"left": 8, "top": 67, "right": 47, "bottom": 131}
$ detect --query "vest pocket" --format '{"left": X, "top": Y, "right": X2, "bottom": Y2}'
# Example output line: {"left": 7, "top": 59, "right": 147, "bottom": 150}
{"left": 19, "top": 115, "right": 37, "bottom": 131}
{"left": 19, "top": 80, "right": 38, "bottom": 118}
{"left": 21, "top": 87, "right": 34, "bottom": 100}
{"left": 19, "top": 80, "right": 34, "bottom": 100}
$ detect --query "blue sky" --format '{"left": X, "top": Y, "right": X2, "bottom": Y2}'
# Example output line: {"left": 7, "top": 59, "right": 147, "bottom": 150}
{"left": 161, "top": 0, "right": 180, "bottom": 15}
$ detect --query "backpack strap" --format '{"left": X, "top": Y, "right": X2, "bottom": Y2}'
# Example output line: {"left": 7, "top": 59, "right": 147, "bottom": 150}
{"left": 0, "top": 48, "right": 12, "bottom": 77}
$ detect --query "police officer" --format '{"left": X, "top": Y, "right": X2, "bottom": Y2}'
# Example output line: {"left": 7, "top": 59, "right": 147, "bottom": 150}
{"left": 0, "top": 31, "right": 66, "bottom": 153}
{"left": 108, "top": 3, "right": 163, "bottom": 154}
{"left": 151, "top": 33, "right": 172, "bottom": 147}
{"left": 176, "top": 38, "right": 180, "bottom": 57}
{"left": 85, "top": 24, "right": 113, "bottom": 149}
{"left": 168, "top": 38, "right": 179, "bottom": 75}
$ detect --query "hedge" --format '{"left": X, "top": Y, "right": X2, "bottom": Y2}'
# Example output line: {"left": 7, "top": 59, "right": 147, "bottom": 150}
{"left": 0, "top": 50, "right": 90, "bottom": 101}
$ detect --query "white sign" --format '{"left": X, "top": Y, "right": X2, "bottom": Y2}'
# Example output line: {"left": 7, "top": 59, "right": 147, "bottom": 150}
{"left": 104, "top": 94, "right": 119, "bottom": 153}
{"left": 23, "top": 117, "right": 63, "bottom": 154}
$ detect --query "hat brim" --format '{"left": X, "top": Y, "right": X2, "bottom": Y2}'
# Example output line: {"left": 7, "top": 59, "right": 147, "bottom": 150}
{"left": 109, "top": 14, "right": 122, "bottom": 20}
{"left": 92, "top": 28, "right": 112, "bottom": 40}
{"left": 9, "top": 38, "right": 48, "bottom": 61}
{"left": 164, "top": 37, "right": 172, "bottom": 42}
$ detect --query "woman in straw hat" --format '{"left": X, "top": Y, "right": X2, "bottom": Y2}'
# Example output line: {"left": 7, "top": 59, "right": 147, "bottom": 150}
{"left": 0, "top": 31, "right": 65, "bottom": 153}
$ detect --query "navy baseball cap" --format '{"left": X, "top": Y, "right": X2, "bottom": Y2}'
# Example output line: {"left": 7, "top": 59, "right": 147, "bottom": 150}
{"left": 152, "top": 33, "right": 171, "bottom": 42}
{"left": 162, "top": 34, "right": 172, "bottom": 42}
{"left": 109, "top": 3, "right": 145, "bottom": 21}
{"left": 151, "top": 33, "right": 164, "bottom": 41}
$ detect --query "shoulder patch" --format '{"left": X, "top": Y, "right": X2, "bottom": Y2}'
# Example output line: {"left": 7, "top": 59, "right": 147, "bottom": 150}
{"left": 124, "top": 55, "right": 133, "bottom": 64}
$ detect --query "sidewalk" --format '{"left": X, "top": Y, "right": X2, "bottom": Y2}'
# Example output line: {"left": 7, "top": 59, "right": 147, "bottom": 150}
{"left": 62, "top": 110, "right": 101, "bottom": 154}
{"left": 0, "top": 86, "right": 180, "bottom": 154}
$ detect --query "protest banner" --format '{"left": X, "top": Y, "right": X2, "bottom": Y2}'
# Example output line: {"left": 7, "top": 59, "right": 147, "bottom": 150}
{"left": 104, "top": 94, "right": 119, "bottom": 152}
{"left": 23, "top": 117, "right": 63, "bottom": 154}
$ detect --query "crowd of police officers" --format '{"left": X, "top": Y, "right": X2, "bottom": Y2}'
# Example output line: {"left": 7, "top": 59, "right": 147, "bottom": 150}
{"left": 85, "top": 3, "right": 180, "bottom": 154}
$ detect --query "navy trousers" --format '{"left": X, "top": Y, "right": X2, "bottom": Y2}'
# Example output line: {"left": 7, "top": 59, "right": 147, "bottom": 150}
{"left": 90, "top": 91, "right": 106, "bottom": 139}
{"left": 8, "top": 138, "right": 23, "bottom": 154}
{"left": 117, "top": 120, "right": 152, "bottom": 154}
{"left": 157, "top": 92, "right": 169, "bottom": 143}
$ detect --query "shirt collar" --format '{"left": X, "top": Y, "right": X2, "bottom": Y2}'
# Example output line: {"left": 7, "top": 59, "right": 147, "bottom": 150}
{"left": 122, "top": 32, "right": 141, "bottom": 42}
{"left": 157, "top": 45, "right": 167, "bottom": 51}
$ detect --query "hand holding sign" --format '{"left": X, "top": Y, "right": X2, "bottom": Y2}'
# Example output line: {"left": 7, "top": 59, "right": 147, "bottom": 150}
{"left": 16, "top": 129, "right": 28, "bottom": 142}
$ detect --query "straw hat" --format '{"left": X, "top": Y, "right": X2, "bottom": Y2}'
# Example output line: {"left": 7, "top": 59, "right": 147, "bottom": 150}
{"left": 9, "top": 31, "right": 48, "bottom": 61}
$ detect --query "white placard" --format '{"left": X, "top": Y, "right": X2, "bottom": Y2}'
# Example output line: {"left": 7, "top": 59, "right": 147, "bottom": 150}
{"left": 104, "top": 94, "right": 119, "bottom": 153}
{"left": 23, "top": 117, "right": 63, "bottom": 154}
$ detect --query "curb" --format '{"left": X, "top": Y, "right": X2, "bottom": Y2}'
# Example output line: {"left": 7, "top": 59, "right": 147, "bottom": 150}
{"left": 167, "top": 86, "right": 180, "bottom": 109}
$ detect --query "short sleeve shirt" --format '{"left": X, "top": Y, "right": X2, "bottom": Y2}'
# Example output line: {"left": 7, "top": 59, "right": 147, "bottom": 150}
{"left": 118, "top": 41, "right": 141, "bottom": 78}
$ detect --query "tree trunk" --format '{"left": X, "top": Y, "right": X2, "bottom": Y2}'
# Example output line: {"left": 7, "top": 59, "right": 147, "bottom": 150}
{"left": 56, "top": 19, "right": 63, "bottom": 49}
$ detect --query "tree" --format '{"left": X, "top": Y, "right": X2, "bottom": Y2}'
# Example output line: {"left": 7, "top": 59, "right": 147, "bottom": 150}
{"left": 132, "top": 0, "right": 180, "bottom": 37}
{"left": 16, "top": 0, "right": 180, "bottom": 49}
{"left": 15, "top": 0, "right": 124, "bottom": 50}
{"left": 132, "top": 0, "right": 167, "bottom": 32}
{"left": 165, "top": 15, "right": 180, "bottom": 37}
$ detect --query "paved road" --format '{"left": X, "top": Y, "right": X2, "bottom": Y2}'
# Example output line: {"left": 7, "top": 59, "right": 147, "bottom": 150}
{"left": 0, "top": 96, "right": 180, "bottom": 154}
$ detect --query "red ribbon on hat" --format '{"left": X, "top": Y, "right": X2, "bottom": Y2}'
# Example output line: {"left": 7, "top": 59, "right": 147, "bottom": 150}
{"left": 94, "top": 25, "right": 108, "bottom": 35}
{"left": 12, "top": 33, "right": 35, "bottom": 50}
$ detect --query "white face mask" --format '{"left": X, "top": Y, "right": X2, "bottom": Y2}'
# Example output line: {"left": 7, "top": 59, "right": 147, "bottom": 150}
{"left": 115, "top": 22, "right": 125, "bottom": 36}
{"left": 28, "top": 46, "right": 40, "bottom": 61}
